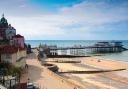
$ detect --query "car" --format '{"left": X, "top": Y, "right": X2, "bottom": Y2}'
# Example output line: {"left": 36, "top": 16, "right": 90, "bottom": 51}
{"left": 0, "top": 84, "right": 7, "bottom": 89}
{"left": 27, "top": 83, "right": 39, "bottom": 89}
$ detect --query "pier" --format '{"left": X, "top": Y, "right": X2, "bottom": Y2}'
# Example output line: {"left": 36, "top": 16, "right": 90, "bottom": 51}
{"left": 39, "top": 41, "right": 127, "bottom": 56}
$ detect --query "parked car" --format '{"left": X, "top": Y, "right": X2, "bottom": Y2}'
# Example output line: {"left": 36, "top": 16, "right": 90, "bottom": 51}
{"left": 0, "top": 84, "right": 7, "bottom": 89}
{"left": 27, "top": 83, "right": 39, "bottom": 89}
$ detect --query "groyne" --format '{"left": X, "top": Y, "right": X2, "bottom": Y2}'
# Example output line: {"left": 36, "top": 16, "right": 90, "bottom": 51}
{"left": 59, "top": 69, "right": 126, "bottom": 74}
{"left": 42, "top": 66, "right": 86, "bottom": 89}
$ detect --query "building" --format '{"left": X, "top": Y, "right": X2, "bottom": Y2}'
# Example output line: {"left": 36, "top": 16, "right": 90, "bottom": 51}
{"left": 0, "top": 14, "right": 16, "bottom": 41}
{"left": 12, "top": 34, "right": 25, "bottom": 48}
{"left": 0, "top": 14, "right": 26, "bottom": 68}
{"left": 5, "top": 24, "right": 16, "bottom": 40}
{"left": 39, "top": 44, "right": 58, "bottom": 56}
{"left": 0, "top": 14, "right": 9, "bottom": 40}
{"left": 0, "top": 34, "right": 2, "bottom": 40}
{"left": 0, "top": 45, "right": 26, "bottom": 68}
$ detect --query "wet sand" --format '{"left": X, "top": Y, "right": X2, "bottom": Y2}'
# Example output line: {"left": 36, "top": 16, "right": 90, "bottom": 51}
{"left": 81, "top": 57, "right": 128, "bottom": 70}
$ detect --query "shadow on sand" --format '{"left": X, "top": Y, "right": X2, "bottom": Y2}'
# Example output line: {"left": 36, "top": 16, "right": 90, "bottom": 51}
{"left": 27, "top": 64, "right": 44, "bottom": 82}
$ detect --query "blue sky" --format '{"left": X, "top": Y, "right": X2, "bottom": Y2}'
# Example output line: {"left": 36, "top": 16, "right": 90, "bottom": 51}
{"left": 0, "top": 0, "right": 128, "bottom": 40}
{"left": 30, "top": 0, "right": 82, "bottom": 8}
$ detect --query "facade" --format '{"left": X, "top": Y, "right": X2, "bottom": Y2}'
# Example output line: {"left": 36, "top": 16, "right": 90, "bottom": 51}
{"left": 0, "top": 14, "right": 26, "bottom": 68}
{"left": 0, "top": 45, "right": 26, "bottom": 68}
{"left": 39, "top": 44, "right": 58, "bottom": 55}
{"left": 0, "top": 14, "right": 16, "bottom": 41}
{"left": 0, "top": 14, "right": 9, "bottom": 40}
{"left": 0, "top": 34, "right": 2, "bottom": 40}
{"left": 0, "top": 53, "right": 1, "bottom": 62}
{"left": 13, "top": 34, "right": 25, "bottom": 48}
{"left": 5, "top": 24, "right": 16, "bottom": 40}
{"left": 0, "top": 14, "right": 27, "bottom": 89}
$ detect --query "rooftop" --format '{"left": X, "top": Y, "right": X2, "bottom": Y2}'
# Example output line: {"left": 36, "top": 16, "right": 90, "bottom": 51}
{"left": 0, "top": 45, "right": 25, "bottom": 54}
{"left": 13, "top": 34, "right": 24, "bottom": 38}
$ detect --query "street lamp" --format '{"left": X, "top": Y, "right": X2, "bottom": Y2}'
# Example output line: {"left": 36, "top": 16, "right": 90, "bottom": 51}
{"left": 0, "top": 68, "right": 7, "bottom": 85}
{"left": 0, "top": 70, "right": 4, "bottom": 84}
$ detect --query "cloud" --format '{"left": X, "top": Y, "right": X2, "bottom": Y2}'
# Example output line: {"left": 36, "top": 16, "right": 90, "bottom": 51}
{"left": 0, "top": 0, "right": 43, "bottom": 16}
{"left": 8, "top": 16, "right": 66, "bottom": 39}
{"left": 0, "top": 0, "right": 128, "bottom": 40}
{"left": 60, "top": 0, "right": 128, "bottom": 26}
{"left": 57, "top": 0, "right": 128, "bottom": 40}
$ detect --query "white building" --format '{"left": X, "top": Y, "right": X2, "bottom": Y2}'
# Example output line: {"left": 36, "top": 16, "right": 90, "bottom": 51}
{"left": 5, "top": 24, "right": 16, "bottom": 40}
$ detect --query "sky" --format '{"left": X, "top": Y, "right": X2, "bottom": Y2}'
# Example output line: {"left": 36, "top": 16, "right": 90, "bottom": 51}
{"left": 0, "top": 0, "right": 128, "bottom": 40}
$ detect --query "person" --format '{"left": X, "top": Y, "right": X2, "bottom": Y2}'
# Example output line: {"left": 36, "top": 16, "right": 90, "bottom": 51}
{"left": 98, "top": 59, "right": 101, "bottom": 62}
{"left": 28, "top": 78, "right": 30, "bottom": 83}
{"left": 25, "top": 64, "right": 28, "bottom": 69}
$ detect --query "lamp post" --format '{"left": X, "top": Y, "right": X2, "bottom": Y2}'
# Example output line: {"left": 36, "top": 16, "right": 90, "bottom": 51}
{"left": 0, "top": 68, "right": 7, "bottom": 85}
{"left": 0, "top": 70, "right": 3, "bottom": 84}
{"left": 28, "top": 78, "right": 30, "bottom": 84}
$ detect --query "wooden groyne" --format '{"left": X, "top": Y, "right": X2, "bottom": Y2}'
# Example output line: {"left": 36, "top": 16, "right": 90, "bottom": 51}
{"left": 59, "top": 69, "right": 126, "bottom": 74}
{"left": 44, "top": 60, "right": 81, "bottom": 63}
{"left": 47, "top": 55, "right": 90, "bottom": 58}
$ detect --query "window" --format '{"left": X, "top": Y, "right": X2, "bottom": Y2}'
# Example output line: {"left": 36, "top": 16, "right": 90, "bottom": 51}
{"left": 6, "top": 54, "right": 11, "bottom": 59}
{"left": 0, "top": 54, "right": 1, "bottom": 62}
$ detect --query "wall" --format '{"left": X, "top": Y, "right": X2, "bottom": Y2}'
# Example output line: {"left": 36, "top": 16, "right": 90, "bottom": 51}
{"left": 1, "top": 50, "right": 26, "bottom": 68}
{"left": 16, "top": 50, "right": 26, "bottom": 60}
{"left": 15, "top": 50, "right": 26, "bottom": 68}
{"left": 1, "top": 54, "right": 12, "bottom": 63}
{"left": 5, "top": 28, "right": 16, "bottom": 40}
{"left": 13, "top": 37, "right": 24, "bottom": 48}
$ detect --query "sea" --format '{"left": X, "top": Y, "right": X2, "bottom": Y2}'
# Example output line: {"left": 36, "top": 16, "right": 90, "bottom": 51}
{"left": 25, "top": 40, "right": 128, "bottom": 62}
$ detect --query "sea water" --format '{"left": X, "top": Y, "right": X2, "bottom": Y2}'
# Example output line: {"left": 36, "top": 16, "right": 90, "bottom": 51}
{"left": 25, "top": 40, "right": 128, "bottom": 62}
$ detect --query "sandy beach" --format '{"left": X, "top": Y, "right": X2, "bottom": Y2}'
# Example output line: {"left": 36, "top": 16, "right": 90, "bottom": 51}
{"left": 81, "top": 57, "right": 128, "bottom": 70}
{"left": 21, "top": 49, "right": 84, "bottom": 89}
{"left": 47, "top": 57, "right": 128, "bottom": 89}
{"left": 21, "top": 49, "right": 128, "bottom": 89}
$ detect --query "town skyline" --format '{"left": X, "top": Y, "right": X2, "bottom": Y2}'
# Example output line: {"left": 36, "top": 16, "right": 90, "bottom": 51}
{"left": 0, "top": 0, "right": 128, "bottom": 40}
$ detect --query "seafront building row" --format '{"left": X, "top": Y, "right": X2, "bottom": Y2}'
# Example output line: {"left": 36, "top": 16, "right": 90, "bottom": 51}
{"left": 0, "top": 14, "right": 26, "bottom": 68}
{"left": 0, "top": 14, "right": 27, "bottom": 89}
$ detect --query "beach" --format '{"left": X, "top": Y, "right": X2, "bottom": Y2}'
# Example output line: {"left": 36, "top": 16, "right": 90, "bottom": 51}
{"left": 47, "top": 57, "right": 128, "bottom": 89}
{"left": 81, "top": 57, "right": 128, "bottom": 70}
{"left": 21, "top": 49, "right": 83, "bottom": 89}
{"left": 21, "top": 49, "right": 128, "bottom": 89}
